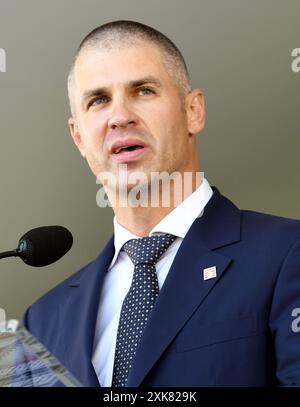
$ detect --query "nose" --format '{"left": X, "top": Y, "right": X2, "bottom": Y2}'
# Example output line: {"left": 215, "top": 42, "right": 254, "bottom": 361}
{"left": 107, "top": 97, "right": 137, "bottom": 129}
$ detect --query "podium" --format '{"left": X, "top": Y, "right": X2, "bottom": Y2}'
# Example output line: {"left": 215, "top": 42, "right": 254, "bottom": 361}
{"left": 0, "top": 323, "right": 82, "bottom": 387}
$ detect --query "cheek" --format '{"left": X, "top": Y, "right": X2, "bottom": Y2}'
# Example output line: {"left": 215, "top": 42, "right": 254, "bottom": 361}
{"left": 80, "top": 114, "right": 106, "bottom": 149}
{"left": 158, "top": 105, "right": 188, "bottom": 143}
{"left": 144, "top": 103, "right": 177, "bottom": 134}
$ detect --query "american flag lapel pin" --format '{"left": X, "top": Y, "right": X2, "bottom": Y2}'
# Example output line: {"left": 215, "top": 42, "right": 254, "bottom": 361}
{"left": 203, "top": 266, "right": 217, "bottom": 281}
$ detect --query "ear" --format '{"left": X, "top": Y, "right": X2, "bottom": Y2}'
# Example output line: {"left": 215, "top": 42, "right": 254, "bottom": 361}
{"left": 68, "top": 117, "right": 86, "bottom": 158}
{"left": 186, "top": 89, "right": 206, "bottom": 136}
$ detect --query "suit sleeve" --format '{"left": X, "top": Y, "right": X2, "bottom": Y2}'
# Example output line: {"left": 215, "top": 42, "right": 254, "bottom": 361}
{"left": 269, "top": 236, "right": 300, "bottom": 386}
{"left": 22, "top": 307, "right": 30, "bottom": 330}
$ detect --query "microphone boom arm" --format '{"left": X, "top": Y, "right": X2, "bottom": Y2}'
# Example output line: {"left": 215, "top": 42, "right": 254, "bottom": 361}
{"left": 0, "top": 250, "right": 19, "bottom": 260}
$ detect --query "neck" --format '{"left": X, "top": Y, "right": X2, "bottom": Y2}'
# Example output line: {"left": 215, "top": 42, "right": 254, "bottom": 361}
{"left": 111, "top": 171, "right": 202, "bottom": 237}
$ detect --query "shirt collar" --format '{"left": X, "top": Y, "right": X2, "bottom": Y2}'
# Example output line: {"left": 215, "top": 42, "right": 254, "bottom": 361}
{"left": 109, "top": 177, "right": 213, "bottom": 270}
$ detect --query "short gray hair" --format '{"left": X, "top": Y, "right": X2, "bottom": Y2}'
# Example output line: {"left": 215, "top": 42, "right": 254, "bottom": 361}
{"left": 67, "top": 20, "right": 191, "bottom": 116}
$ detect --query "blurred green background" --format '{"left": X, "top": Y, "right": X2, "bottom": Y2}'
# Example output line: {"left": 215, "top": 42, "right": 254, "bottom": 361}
{"left": 0, "top": 0, "right": 299, "bottom": 319}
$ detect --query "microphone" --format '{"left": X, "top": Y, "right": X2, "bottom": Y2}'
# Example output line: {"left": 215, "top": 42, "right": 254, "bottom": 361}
{"left": 0, "top": 226, "right": 73, "bottom": 267}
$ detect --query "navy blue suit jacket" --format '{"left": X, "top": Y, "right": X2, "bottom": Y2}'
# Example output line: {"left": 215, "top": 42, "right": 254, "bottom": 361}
{"left": 23, "top": 187, "right": 300, "bottom": 386}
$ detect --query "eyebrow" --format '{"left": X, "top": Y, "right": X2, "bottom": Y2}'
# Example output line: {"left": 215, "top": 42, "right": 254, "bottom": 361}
{"left": 81, "top": 76, "right": 162, "bottom": 108}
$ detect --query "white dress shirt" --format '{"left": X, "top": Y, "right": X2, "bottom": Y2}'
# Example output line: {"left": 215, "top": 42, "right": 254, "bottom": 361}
{"left": 92, "top": 177, "right": 213, "bottom": 386}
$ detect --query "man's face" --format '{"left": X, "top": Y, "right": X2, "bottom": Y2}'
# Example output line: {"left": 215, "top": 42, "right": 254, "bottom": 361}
{"left": 69, "top": 41, "right": 205, "bottom": 192}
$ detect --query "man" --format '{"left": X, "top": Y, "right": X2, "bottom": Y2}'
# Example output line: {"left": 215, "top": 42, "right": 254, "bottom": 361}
{"left": 24, "top": 20, "right": 300, "bottom": 387}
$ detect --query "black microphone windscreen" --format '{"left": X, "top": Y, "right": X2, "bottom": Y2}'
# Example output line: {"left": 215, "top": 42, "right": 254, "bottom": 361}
{"left": 17, "top": 226, "right": 73, "bottom": 267}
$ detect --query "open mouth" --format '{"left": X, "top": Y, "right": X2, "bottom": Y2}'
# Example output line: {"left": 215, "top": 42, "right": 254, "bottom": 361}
{"left": 110, "top": 141, "right": 147, "bottom": 163}
{"left": 113, "top": 145, "right": 144, "bottom": 154}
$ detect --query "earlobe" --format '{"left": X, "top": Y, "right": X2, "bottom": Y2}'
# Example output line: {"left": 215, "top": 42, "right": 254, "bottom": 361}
{"left": 187, "top": 89, "right": 206, "bottom": 135}
{"left": 68, "top": 117, "right": 86, "bottom": 158}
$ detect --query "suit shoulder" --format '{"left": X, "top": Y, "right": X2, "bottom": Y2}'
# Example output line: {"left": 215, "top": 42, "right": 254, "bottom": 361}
{"left": 24, "top": 257, "right": 97, "bottom": 318}
{"left": 240, "top": 209, "right": 300, "bottom": 240}
{"left": 24, "top": 235, "right": 114, "bottom": 330}
{"left": 241, "top": 208, "right": 300, "bottom": 226}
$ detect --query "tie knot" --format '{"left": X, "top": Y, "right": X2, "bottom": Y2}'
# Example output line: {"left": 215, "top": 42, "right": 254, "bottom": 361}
{"left": 123, "top": 233, "right": 177, "bottom": 266}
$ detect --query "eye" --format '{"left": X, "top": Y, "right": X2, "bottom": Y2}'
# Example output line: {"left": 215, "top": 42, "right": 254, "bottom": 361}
{"left": 89, "top": 95, "right": 109, "bottom": 107}
{"left": 137, "top": 87, "right": 155, "bottom": 96}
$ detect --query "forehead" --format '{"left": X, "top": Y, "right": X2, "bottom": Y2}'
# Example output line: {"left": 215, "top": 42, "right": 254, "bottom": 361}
{"left": 74, "top": 42, "right": 172, "bottom": 92}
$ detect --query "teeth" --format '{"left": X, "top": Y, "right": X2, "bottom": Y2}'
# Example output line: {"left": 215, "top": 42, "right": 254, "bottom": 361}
{"left": 113, "top": 145, "right": 144, "bottom": 154}
{"left": 114, "top": 145, "right": 140, "bottom": 154}
{"left": 114, "top": 146, "right": 127, "bottom": 154}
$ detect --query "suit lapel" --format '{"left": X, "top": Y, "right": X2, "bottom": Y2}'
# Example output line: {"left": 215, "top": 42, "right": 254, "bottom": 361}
{"left": 127, "top": 188, "right": 241, "bottom": 386}
{"left": 55, "top": 187, "right": 241, "bottom": 387}
{"left": 59, "top": 236, "right": 115, "bottom": 387}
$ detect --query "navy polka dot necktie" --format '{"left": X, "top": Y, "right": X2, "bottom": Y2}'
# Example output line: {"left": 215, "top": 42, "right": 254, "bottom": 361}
{"left": 112, "top": 233, "right": 177, "bottom": 387}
